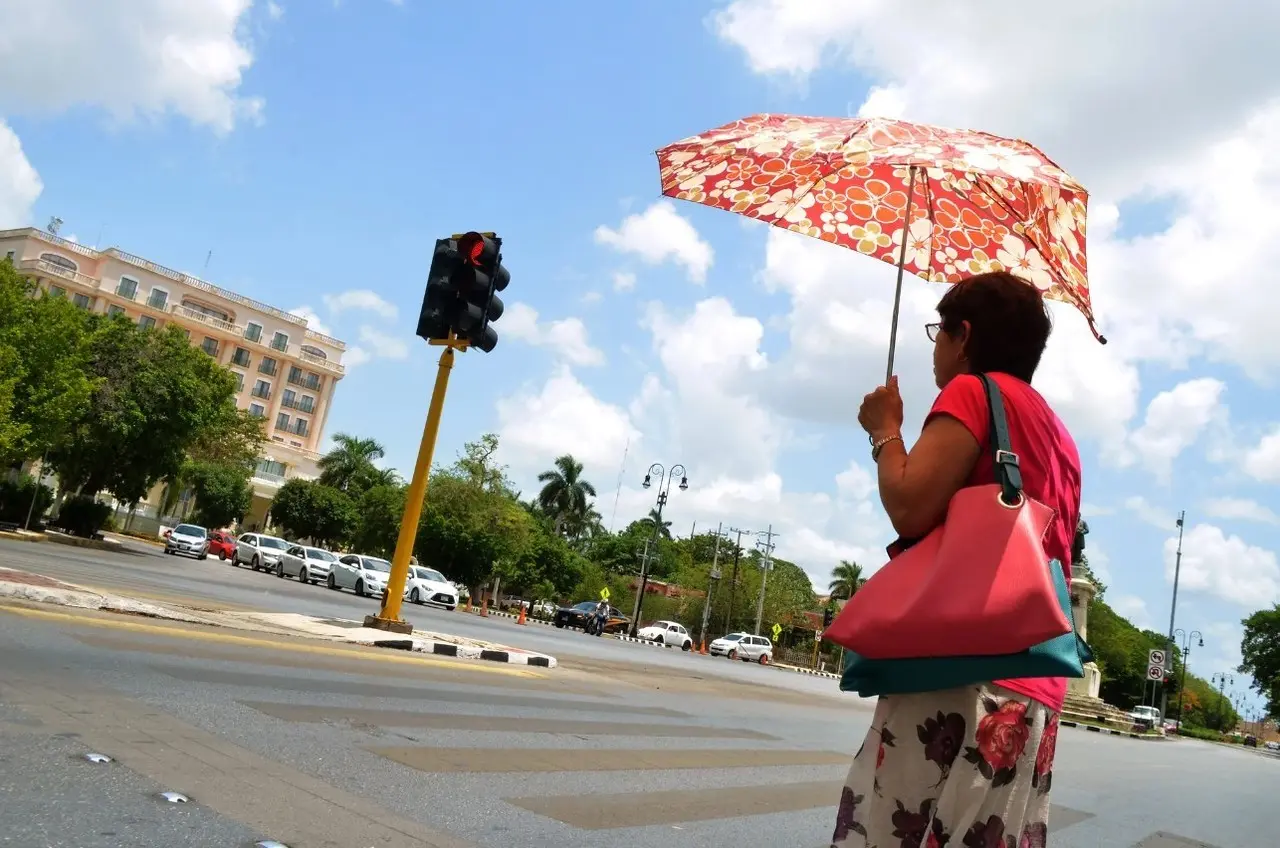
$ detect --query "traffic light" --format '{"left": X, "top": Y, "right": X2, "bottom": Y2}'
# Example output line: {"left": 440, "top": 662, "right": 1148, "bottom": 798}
{"left": 823, "top": 607, "right": 834, "bottom": 628}
{"left": 414, "top": 231, "right": 510, "bottom": 352}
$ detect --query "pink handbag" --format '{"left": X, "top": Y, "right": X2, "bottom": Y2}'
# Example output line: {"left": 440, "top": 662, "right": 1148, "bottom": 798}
{"left": 825, "top": 375, "right": 1072, "bottom": 660}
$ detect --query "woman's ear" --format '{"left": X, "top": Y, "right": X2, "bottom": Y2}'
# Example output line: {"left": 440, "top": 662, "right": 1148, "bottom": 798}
{"left": 957, "top": 319, "right": 972, "bottom": 362}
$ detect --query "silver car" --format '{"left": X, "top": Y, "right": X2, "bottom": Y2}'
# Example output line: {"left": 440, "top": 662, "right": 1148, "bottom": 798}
{"left": 277, "top": 545, "right": 336, "bottom": 584}
{"left": 164, "top": 524, "right": 209, "bottom": 559}
{"left": 709, "top": 632, "right": 773, "bottom": 664}
{"left": 329, "top": 554, "right": 391, "bottom": 597}
{"left": 231, "top": 532, "right": 291, "bottom": 572}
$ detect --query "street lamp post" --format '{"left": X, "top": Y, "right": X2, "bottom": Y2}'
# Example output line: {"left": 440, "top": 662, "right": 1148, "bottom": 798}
{"left": 1211, "top": 672, "right": 1234, "bottom": 731}
{"left": 1162, "top": 511, "right": 1187, "bottom": 723}
{"left": 629, "top": 463, "right": 686, "bottom": 637}
{"left": 1173, "top": 628, "right": 1202, "bottom": 728}
{"left": 697, "top": 523, "right": 725, "bottom": 652}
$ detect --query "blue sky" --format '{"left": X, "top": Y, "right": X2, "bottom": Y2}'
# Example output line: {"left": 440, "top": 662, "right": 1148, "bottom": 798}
{"left": 4, "top": 0, "right": 1279, "bottom": 715}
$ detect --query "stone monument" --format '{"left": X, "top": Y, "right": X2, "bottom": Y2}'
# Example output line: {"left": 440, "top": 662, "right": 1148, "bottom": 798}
{"left": 1068, "top": 575, "right": 1102, "bottom": 699}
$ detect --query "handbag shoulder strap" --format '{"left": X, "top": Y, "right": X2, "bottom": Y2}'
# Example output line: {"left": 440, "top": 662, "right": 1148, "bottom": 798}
{"left": 978, "top": 373, "right": 1023, "bottom": 506}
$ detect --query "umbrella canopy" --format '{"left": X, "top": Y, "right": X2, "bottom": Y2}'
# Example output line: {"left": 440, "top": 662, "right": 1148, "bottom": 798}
{"left": 657, "top": 114, "right": 1100, "bottom": 343}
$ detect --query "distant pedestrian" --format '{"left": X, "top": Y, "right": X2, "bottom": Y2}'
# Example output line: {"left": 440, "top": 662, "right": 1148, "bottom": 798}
{"left": 832, "top": 272, "right": 1080, "bottom": 847}
{"left": 592, "top": 600, "right": 609, "bottom": 636}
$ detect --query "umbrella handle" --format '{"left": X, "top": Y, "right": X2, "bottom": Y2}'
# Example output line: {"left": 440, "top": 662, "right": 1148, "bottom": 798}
{"left": 885, "top": 166, "right": 919, "bottom": 384}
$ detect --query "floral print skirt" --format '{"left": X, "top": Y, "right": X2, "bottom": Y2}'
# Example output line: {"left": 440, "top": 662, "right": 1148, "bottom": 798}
{"left": 831, "top": 683, "right": 1058, "bottom": 848}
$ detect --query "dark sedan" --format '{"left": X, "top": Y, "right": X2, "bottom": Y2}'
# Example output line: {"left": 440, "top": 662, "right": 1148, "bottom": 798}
{"left": 553, "top": 601, "right": 630, "bottom": 634}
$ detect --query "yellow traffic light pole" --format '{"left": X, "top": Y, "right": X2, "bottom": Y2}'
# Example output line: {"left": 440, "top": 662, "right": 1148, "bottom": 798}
{"left": 363, "top": 333, "right": 468, "bottom": 634}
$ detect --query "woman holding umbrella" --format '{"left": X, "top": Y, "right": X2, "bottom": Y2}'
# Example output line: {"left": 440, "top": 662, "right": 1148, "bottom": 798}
{"left": 831, "top": 270, "right": 1081, "bottom": 847}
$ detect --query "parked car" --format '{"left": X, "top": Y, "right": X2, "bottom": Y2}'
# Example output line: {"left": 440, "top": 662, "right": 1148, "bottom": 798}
{"left": 164, "top": 524, "right": 209, "bottom": 559}
{"left": 277, "top": 545, "right": 337, "bottom": 584}
{"left": 231, "top": 533, "right": 292, "bottom": 572}
{"left": 554, "top": 601, "right": 629, "bottom": 634}
{"left": 637, "top": 620, "right": 693, "bottom": 651}
{"left": 207, "top": 530, "right": 236, "bottom": 561}
{"left": 709, "top": 632, "right": 773, "bottom": 664}
{"left": 404, "top": 566, "right": 458, "bottom": 610}
{"left": 1128, "top": 705, "right": 1161, "bottom": 729}
{"left": 329, "top": 554, "right": 391, "bottom": 597}
{"left": 1244, "top": 735, "right": 1259, "bottom": 748}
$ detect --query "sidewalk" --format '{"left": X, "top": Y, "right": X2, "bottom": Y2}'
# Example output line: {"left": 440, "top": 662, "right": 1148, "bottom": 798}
{"left": 0, "top": 567, "right": 557, "bottom": 668}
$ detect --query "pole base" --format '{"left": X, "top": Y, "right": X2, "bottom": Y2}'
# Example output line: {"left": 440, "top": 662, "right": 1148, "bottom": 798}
{"left": 362, "top": 614, "right": 414, "bottom": 635}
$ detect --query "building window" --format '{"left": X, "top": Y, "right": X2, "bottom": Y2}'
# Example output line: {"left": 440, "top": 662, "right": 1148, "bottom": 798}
{"left": 287, "top": 365, "right": 302, "bottom": 383}
{"left": 301, "top": 344, "right": 327, "bottom": 360}
{"left": 258, "top": 356, "right": 277, "bottom": 376}
{"left": 201, "top": 337, "right": 219, "bottom": 357}
{"left": 232, "top": 371, "right": 244, "bottom": 392}
{"left": 255, "top": 459, "right": 287, "bottom": 482}
{"left": 5, "top": 250, "right": 13, "bottom": 262}
{"left": 40, "top": 252, "right": 77, "bottom": 272}
{"left": 275, "top": 412, "right": 290, "bottom": 431}
{"left": 107, "top": 305, "right": 126, "bottom": 318}
{"left": 282, "top": 389, "right": 297, "bottom": 409}
{"left": 251, "top": 380, "right": 271, "bottom": 400}
{"left": 116, "top": 277, "right": 139, "bottom": 300}
{"left": 182, "top": 299, "right": 231, "bottom": 323}
{"left": 72, "top": 293, "right": 91, "bottom": 310}
{"left": 290, "top": 418, "right": 310, "bottom": 438}
{"left": 299, "top": 394, "right": 316, "bottom": 414}
{"left": 244, "top": 322, "right": 263, "bottom": 344}
{"left": 147, "top": 288, "right": 169, "bottom": 310}
{"left": 248, "top": 403, "right": 265, "bottom": 418}
{"left": 138, "top": 315, "right": 156, "bottom": 330}
{"left": 48, "top": 285, "right": 66, "bottom": 298}
{"left": 270, "top": 331, "right": 289, "bottom": 352}
{"left": 231, "top": 347, "right": 251, "bottom": 367}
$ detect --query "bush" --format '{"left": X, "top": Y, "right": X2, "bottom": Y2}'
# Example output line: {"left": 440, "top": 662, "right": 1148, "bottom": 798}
{"left": 0, "top": 475, "right": 54, "bottom": 526}
{"left": 56, "top": 495, "right": 112, "bottom": 538}
{"left": 1172, "top": 726, "right": 1226, "bottom": 742}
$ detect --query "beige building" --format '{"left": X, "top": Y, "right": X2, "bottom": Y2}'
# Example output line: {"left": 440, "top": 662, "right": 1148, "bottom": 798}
{"left": 0, "top": 226, "right": 346, "bottom": 530}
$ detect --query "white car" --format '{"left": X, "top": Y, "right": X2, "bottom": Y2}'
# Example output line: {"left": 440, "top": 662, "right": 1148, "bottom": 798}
{"left": 404, "top": 566, "right": 458, "bottom": 610}
{"left": 637, "top": 620, "right": 693, "bottom": 651}
{"left": 164, "top": 524, "right": 209, "bottom": 559}
{"left": 276, "top": 545, "right": 336, "bottom": 584}
{"left": 330, "top": 553, "right": 391, "bottom": 597}
{"left": 231, "top": 532, "right": 291, "bottom": 572}
{"left": 709, "top": 632, "right": 773, "bottom": 664}
{"left": 1128, "top": 705, "right": 1161, "bottom": 727}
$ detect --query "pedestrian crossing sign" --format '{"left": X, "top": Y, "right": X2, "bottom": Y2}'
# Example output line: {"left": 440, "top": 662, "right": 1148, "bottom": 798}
{"left": 771, "top": 623, "right": 782, "bottom": 640}
{"left": 599, "top": 587, "right": 610, "bottom": 602}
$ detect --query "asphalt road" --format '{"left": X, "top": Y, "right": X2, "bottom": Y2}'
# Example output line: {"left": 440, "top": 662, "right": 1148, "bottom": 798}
{"left": 0, "top": 537, "right": 847, "bottom": 698}
{"left": 1, "top": 538, "right": 1275, "bottom": 847}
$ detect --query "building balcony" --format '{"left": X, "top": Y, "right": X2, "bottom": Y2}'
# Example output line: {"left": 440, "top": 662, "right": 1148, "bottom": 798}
{"left": 170, "top": 303, "right": 245, "bottom": 336}
{"left": 18, "top": 258, "right": 99, "bottom": 290}
{"left": 299, "top": 349, "right": 345, "bottom": 376}
{"left": 287, "top": 373, "right": 323, "bottom": 392}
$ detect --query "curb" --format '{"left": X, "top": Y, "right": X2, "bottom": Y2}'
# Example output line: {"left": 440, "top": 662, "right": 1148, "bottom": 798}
{"left": 0, "top": 530, "right": 47, "bottom": 543}
{"left": 484, "top": 609, "right": 556, "bottom": 627}
{"left": 372, "top": 638, "right": 555, "bottom": 668}
{"left": 779, "top": 664, "right": 840, "bottom": 680}
{"left": 612, "top": 633, "right": 685, "bottom": 650}
{"left": 1061, "top": 720, "right": 1163, "bottom": 740}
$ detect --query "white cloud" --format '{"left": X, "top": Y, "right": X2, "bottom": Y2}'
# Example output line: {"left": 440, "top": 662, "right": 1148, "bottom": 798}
{"left": 288, "top": 305, "right": 330, "bottom": 336}
{"left": 343, "top": 346, "right": 370, "bottom": 368}
{"left": 1165, "top": 523, "right": 1280, "bottom": 607}
{"left": 1111, "top": 594, "right": 1152, "bottom": 631}
{"left": 0, "top": 120, "right": 42, "bottom": 226}
{"left": 1124, "top": 496, "right": 1176, "bottom": 530}
{"left": 580, "top": 291, "right": 602, "bottom": 305}
{"left": 266, "top": 1, "right": 284, "bottom": 20}
{"left": 356, "top": 325, "right": 408, "bottom": 360}
{"left": 594, "top": 201, "right": 714, "bottom": 284}
{"left": 0, "top": 0, "right": 264, "bottom": 133}
{"left": 612, "top": 271, "right": 637, "bottom": 292}
{"left": 1203, "top": 497, "right": 1279, "bottom": 525}
{"left": 501, "top": 303, "right": 605, "bottom": 367}
{"left": 1243, "top": 427, "right": 1280, "bottom": 483}
{"left": 322, "top": 289, "right": 398, "bottom": 320}
{"left": 1126, "top": 378, "right": 1227, "bottom": 480}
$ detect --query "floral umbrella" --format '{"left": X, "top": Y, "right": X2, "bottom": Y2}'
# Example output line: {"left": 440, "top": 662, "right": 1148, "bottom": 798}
{"left": 657, "top": 114, "right": 1101, "bottom": 379}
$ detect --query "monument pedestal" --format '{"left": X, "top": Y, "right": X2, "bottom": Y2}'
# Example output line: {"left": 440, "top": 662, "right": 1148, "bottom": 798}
{"left": 1068, "top": 576, "right": 1102, "bottom": 699}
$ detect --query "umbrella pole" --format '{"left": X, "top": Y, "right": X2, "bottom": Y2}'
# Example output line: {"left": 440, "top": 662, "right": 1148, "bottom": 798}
{"left": 884, "top": 165, "right": 919, "bottom": 384}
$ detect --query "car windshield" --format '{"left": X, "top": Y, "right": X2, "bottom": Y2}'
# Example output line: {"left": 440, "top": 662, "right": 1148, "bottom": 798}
{"left": 305, "top": 548, "right": 336, "bottom": 561}
{"left": 651, "top": 621, "right": 675, "bottom": 628}
{"left": 413, "top": 567, "right": 445, "bottom": 582}
{"left": 259, "top": 537, "right": 289, "bottom": 550}
{"left": 575, "top": 602, "right": 597, "bottom": 611}
{"left": 173, "top": 524, "right": 206, "bottom": 538}
{"left": 363, "top": 558, "right": 391, "bottom": 573}
{"left": 722, "top": 634, "right": 744, "bottom": 642}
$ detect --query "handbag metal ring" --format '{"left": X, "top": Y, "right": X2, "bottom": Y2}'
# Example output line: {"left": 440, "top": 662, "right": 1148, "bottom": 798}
{"left": 996, "top": 490, "right": 1024, "bottom": 510}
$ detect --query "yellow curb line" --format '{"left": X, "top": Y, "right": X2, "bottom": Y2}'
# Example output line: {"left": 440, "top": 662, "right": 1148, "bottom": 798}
{"left": 0, "top": 604, "right": 543, "bottom": 678}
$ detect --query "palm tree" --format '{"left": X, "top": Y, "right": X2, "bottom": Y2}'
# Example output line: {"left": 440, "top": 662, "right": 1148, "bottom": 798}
{"left": 536, "top": 454, "right": 597, "bottom": 536}
{"left": 639, "top": 507, "right": 673, "bottom": 540}
{"left": 317, "top": 433, "right": 385, "bottom": 493}
{"left": 829, "top": 559, "right": 865, "bottom": 601}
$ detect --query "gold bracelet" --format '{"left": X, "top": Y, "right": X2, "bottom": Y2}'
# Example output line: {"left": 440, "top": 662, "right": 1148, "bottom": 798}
{"left": 871, "top": 434, "right": 903, "bottom": 461}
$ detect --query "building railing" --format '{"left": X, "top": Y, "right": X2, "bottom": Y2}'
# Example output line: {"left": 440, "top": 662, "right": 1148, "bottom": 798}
{"left": 230, "top": 350, "right": 252, "bottom": 367}
{"left": 304, "top": 327, "right": 348, "bottom": 352}
{"left": 258, "top": 360, "right": 278, "bottom": 376}
{"left": 18, "top": 258, "right": 99, "bottom": 290}
{"left": 251, "top": 387, "right": 271, "bottom": 400}
{"left": 281, "top": 397, "right": 315, "bottom": 414}
{"left": 3, "top": 228, "right": 100, "bottom": 259}
{"left": 288, "top": 373, "right": 323, "bottom": 391}
{"left": 170, "top": 303, "right": 245, "bottom": 336}
{"left": 299, "top": 349, "right": 345, "bottom": 375}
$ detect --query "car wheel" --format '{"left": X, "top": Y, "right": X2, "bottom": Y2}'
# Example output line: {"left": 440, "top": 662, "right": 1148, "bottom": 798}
{"left": 198, "top": 553, "right": 207, "bottom": 560}
{"left": 410, "top": 588, "right": 421, "bottom": 604}
{"left": 554, "top": 619, "right": 565, "bottom": 628}
{"left": 758, "top": 653, "right": 769, "bottom": 665}
{"left": 727, "top": 649, "right": 737, "bottom": 661}
{"left": 446, "top": 604, "right": 455, "bottom": 612}
{"left": 298, "top": 565, "right": 308, "bottom": 584}
{"left": 682, "top": 640, "right": 692, "bottom": 652}
{"left": 219, "top": 550, "right": 227, "bottom": 561}
{"left": 327, "top": 574, "right": 337, "bottom": 590}
{"left": 276, "top": 562, "right": 284, "bottom": 578}
{"left": 355, "top": 579, "right": 365, "bottom": 597}
{"left": 654, "top": 635, "right": 664, "bottom": 645}
{"left": 252, "top": 555, "right": 260, "bottom": 572}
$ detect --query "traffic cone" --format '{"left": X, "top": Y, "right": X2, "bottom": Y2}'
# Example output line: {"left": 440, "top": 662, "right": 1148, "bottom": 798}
{"left": 699, "top": 639, "right": 707, "bottom": 655}
{"left": 465, "top": 597, "right": 472, "bottom": 613}
{"left": 516, "top": 605, "right": 527, "bottom": 625}
{"left": 480, "top": 598, "right": 489, "bottom": 617}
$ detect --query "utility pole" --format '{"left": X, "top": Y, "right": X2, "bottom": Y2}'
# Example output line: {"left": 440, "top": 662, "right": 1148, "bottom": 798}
{"left": 753, "top": 524, "right": 778, "bottom": 636}
{"left": 698, "top": 523, "right": 724, "bottom": 651}
{"left": 1162, "top": 511, "right": 1186, "bottom": 722}
{"left": 723, "top": 526, "right": 750, "bottom": 634}
{"left": 630, "top": 538, "right": 656, "bottom": 630}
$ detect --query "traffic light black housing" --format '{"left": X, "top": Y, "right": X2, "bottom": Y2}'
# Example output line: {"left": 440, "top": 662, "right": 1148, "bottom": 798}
{"left": 823, "top": 607, "right": 834, "bottom": 628}
{"left": 414, "top": 231, "right": 510, "bottom": 353}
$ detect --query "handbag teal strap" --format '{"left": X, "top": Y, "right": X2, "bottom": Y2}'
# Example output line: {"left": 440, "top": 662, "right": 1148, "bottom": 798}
{"left": 978, "top": 374, "right": 1023, "bottom": 507}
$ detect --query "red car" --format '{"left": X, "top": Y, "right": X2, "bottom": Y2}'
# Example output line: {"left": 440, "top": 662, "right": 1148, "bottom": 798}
{"left": 208, "top": 530, "right": 237, "bottom": 561}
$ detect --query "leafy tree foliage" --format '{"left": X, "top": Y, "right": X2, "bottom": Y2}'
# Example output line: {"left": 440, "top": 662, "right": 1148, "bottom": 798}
{"left": 536, "top": 453, "right": 597, "bottom": 537}
{"left": 1240, "top": 604, "right": 1280, "bottom": 718}
{"left": 269, "top": 478, "right": 357, "bottom": 547}
{"left": 189, "top": 463, "right": 254, "bottom": 529}
{"left": 828, "top": 560, "right": 865, "bottom": 601}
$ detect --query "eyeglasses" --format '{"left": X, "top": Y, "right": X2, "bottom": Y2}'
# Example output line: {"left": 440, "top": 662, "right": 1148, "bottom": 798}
{"left": 926, "top": 322, "right": 943, "bottom": 342}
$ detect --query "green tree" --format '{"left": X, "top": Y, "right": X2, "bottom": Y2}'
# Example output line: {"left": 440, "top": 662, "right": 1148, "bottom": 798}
{"left": 417, "top": 470, "right": 537, "bottom": 590}
{"left": 454, "top": 433, "right": 512, "bottom": 493}
{"left": 1240, "top": 604, "right": 1280, "bottom": 718}
{"left": 317, "top": 433, "right": 386, "bottom": 495}
{"left": 536, "top": 454, "right": 597, "bottom": 536}
{"left": 639, "top": 507, "right": 673, "bottom": 540}
{"left": 828, "top": 560, "right": 865, "bottom": 601}
{"left": 189, "top": 463, "right": 253, "bottom": 529}
{"left": 269, "top": 479, "right": 357, "bottom": 547}
{"left": 351, "top": 484, "right": 406, "bottom": 557}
